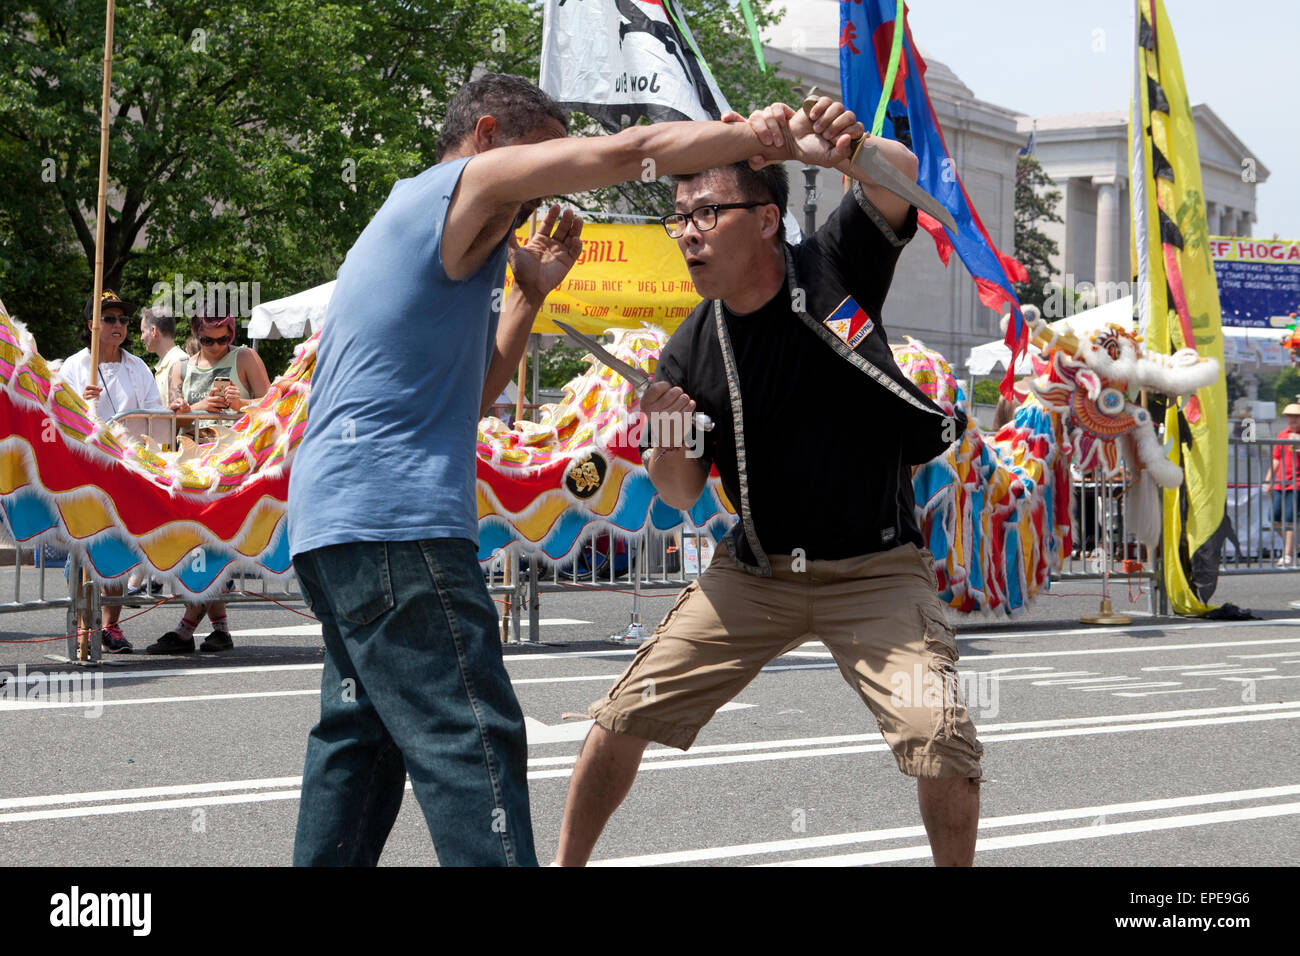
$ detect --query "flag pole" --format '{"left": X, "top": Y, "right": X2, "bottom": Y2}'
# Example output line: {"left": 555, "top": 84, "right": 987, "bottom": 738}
{"left": 89, "top": 0, "right": 117, "bottom": 400}
{"left": 80, "top": 0, "right": 117, "bottom": 661}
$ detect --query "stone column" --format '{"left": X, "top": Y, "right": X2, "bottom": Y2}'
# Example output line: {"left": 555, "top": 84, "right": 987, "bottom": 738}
{"left": 1092, "top": 176, "right": 1124, "bottom": 300}
{"left": 1206, "top": 201, "right": 1223, "bottom": 236}
{"left": 1237, "top": 210, "right": 1254, "bottom": 238}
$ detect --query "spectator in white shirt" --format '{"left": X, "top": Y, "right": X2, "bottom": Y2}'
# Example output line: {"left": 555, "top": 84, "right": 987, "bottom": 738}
{"left": 60, "top": 290, "right": 167, "bottom": 654}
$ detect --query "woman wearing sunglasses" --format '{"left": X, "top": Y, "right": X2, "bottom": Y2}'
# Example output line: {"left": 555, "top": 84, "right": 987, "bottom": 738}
{"left": 151, "top": 314, "right": 271, "bottom": 655}
{"left": 60, "top": 290, "right": 168, "bottom": 653}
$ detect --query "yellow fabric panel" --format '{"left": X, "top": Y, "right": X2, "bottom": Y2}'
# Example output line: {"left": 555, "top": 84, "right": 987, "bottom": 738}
{"left": 139, "top": 525, "right": 207, "bottom": 571}
{"left": 586, "top": 463, "right": 628, "bottom": 517}
{"left": 0, "top": 448, "right": 31, "bottom": 495}
{"left": 233, "top": 500, "right": 285, "bottom": 557}
{"left": 512, "top": 495, "right": 570, "bottom": 544}
{"left": 57, "top": 493, "right": 113, "bottom": 538}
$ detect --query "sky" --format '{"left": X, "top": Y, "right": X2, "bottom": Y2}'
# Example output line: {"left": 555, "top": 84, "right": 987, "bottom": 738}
{"left": 764, "top": 0, "right": 1296, "bottom": 238}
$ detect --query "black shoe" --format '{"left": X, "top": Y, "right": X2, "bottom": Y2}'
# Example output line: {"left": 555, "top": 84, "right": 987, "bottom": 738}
{"left": 147, "top": 631, "right": 195, "bottom": 655}
{"left": 123, "top": 585, "right": 147, "bottom": 608}
{"left": 199, "top": 629, "right": 234, "bottom": 653}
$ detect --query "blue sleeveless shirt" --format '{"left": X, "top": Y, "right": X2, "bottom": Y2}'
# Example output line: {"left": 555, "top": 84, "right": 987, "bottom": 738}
{"left": 288, "top": 157, "right": 506, "bottom": 556}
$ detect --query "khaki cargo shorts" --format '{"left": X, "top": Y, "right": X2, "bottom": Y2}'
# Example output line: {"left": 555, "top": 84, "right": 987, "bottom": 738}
{"left": 589, "top": 543, "right": 983, "bottom": 779}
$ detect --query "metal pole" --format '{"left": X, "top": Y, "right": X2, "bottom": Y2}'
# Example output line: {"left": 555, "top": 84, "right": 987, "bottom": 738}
{"left": 802, "top": 166, "right": 819, "bottom": 236}
{"left": 527, "top": 554, "right": 539, "bottom": 643}
{"left": 81, "top": 0, "right": 118, "bottom": 658}
{"left": 509, "top": 548, "right": 522, "bottom": 643}
{"left": 88, "top": 0, "right": 117, "bottom": 398}
{"left": 530, "top": 333, "right": 540, "bottom": 411}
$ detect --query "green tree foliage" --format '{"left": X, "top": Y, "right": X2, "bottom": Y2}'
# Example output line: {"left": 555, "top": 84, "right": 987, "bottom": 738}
{"left": 971, "top": 379, "right": 1001, "bottom": 406}
{"left": 537, "top": 339, "right": 590, "bottom": 390}
{"left": 1012, "top": 153, "right": 1063, "bottom": 313}
{"left": 0, "top": 0, "right": 540, "bottom": 361}
{"left": 0, "top": 0, "right": 799, "bottom": 375}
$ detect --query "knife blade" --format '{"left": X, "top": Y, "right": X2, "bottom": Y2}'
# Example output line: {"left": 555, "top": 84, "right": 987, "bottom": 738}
{"left": 801, "top": 88, "right": 959, "bottom": 236}
{"left": 553, "top": 320, "right": 713, "bottom": 433}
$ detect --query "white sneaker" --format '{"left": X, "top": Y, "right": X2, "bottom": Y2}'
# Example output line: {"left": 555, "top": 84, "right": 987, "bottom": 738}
{"left": 1276, "top": 555, "right": 1294, "bottom": 568}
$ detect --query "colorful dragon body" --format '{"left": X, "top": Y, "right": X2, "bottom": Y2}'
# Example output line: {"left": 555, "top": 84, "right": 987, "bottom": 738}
{"left": 0, "top": 302, "right": 1215, "bottom": 613}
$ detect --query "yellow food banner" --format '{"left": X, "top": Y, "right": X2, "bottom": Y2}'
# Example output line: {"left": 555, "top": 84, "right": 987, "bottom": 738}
{"left": 504, "top": 223, "right": 702, "bottom": 335}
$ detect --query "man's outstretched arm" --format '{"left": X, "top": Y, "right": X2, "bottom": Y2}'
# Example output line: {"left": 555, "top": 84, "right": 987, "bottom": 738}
{"left": 443, "top": 111, "right": 857, "bottom": 280}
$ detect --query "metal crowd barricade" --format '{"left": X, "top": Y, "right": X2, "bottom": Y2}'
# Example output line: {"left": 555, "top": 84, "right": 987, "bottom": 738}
{"left": 485, "top": 527, "right": 715, "bottom": 644}
{"left": 1053, "top": 468, "right": 1161, "bottom": 617}
{"left": 1222, "top": 435, "right": 1299, "bottom": 573}
{"left": 58, "top": 410, "right": 311, "bottom": 653}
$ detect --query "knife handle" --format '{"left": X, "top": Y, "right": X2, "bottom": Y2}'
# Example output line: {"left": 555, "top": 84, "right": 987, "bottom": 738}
{"left": 800, "top": 86, "right": 864, "bottom": 177}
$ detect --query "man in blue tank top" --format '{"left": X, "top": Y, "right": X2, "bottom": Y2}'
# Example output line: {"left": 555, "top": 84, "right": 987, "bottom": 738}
{"left": 288, "top": 73, "right": 855, "bottom": 866}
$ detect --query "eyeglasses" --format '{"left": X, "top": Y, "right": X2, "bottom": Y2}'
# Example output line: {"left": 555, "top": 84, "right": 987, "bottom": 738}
{"left": 199, "top": 335, "right": 232, "bottom": 347}
{"left": 97, "top": 313, "right": 129, "bottom": 325}
{"left": 660, "top": 202, "right": 768, "bottom": 239}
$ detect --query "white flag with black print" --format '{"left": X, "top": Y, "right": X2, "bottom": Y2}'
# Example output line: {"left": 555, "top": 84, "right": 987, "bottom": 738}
{"left": 540, "top": 0, "right": 731, "bottom": 132}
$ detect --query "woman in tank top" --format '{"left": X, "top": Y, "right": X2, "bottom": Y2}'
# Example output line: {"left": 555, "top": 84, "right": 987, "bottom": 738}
{"left": 168, "top": 314, "right": 270, "bottom": 431}
{"left": 151, "top": 314, "right": 271, "bottom": 656}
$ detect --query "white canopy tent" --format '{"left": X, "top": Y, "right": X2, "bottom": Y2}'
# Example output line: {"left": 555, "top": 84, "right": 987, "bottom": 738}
{"left": 246, "top": 280, "right": 335, "bottom": 340}
{"left": 965, "top": 295, "right": 1292, "bottom": 375}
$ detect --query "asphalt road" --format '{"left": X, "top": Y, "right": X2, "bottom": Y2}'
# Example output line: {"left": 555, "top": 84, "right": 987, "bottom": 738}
{"left": 1, "top": 562, "right": 1297, "bottom": 867}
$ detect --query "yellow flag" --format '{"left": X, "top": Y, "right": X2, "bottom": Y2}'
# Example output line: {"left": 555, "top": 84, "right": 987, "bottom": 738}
{"left": 1130, "top": 0, "right": 1228, "bottom": 614}
{"left": 505, "top": 223, "right": 700, "bottom": 335}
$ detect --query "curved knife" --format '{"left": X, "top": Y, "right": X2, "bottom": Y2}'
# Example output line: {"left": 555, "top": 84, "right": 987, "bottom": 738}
{"left": 801, "top": 87, "right": 959, "bottom": 236}
{"left": 553, "top": 320, "right": 713, "bottom": 432}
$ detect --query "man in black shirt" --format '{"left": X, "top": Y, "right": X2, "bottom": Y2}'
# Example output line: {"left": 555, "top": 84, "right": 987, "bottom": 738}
{"left": 555, "top": 99, "right": 983, "bottom": 866}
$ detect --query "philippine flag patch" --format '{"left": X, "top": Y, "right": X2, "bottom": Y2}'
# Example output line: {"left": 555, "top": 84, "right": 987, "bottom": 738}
{"left": 823, "top": 295, "right": 874, "bottom": 349}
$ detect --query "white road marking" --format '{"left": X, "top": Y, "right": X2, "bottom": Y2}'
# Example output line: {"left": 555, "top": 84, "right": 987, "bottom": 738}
{"left": 524, "top": 702, "right": 754, "bottom": 744}
{"left": 1219, "top": 674, "right": 1300, "bottom": 683}
{"left": 0, "top": 689, "right": 319, "bottom": 711}
{"left": 989, "top": 670, "right": 1094, "bottom": 682}
{"left": 762, "top": 801, "right": 1300, "bottom": 866}
{"left": 1030, "top": 676, "right": 1128, "bottom": 685}
{"left": 958, "top": 618, "right": 1300, "bottom": 641}
{"left": 0, "top": 776, "right": 303, "bottom": 811}
{"left": 228, "top": 624, "right": 324, "bottom": 637}
{"left": 590, "top": 783, "right": 1300, "bottom": 866}
{"left": 968, "top": 636, "right": 1300, "bottom": 662}
{"left": 526, "top": 708, "right": 1300, "bottom": 780}
{"left": 5, "top": 703, "right": 1299, "bottom": 823}
{"left": 228, "top": 619, "right": 590, "bottom": 638}
{"left": 6, "top": 663, "right": 325, "bottom": 683}
{"left": 10, "top": 637, "right": 1299, "bottom": 690}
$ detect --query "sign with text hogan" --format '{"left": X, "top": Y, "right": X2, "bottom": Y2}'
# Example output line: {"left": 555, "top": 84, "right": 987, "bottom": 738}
{"left": 1211, "top": 237, "right": 1300, "bottom": 327}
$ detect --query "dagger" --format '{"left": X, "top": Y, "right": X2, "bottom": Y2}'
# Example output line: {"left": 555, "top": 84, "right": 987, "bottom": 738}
{"left": 553, "top": 320, "right": 714, "bottom": 433}
{"left": 801, "top": 87, "right": 959, "bottom": 236}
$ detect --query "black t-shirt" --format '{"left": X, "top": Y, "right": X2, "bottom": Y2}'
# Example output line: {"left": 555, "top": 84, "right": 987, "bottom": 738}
{"left": 645, "top": 185, "right": 930, "bottom": 562}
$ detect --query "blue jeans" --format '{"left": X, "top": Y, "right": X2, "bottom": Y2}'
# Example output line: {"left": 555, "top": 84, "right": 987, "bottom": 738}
{"left": 291, "top": 538, "right": 536, "bottom": 866}
{"left": 1273, "top": 489, "right": 1297, "bottom": 525}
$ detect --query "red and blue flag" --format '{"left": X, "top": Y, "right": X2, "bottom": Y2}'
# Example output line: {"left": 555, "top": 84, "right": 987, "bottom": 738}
{"left": 839, "top": 0, "right": 1029, "bottom": 396}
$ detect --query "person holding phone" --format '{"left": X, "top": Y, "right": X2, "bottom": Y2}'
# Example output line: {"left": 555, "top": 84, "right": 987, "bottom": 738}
{"left": 150, "top": 313, "right": 271, "bottom": 654}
